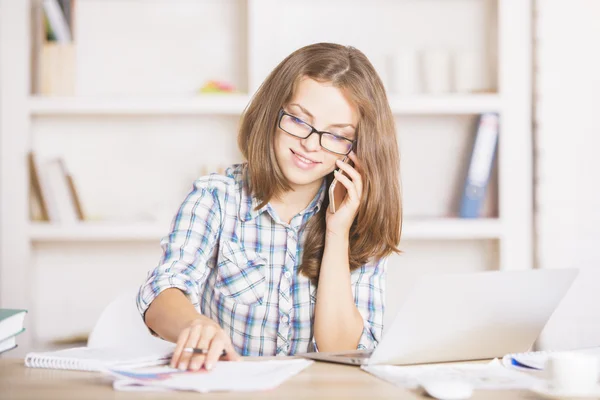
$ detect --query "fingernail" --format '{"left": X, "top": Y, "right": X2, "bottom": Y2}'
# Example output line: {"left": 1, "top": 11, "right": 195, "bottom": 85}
{"left": 178, "top": 363, "right": 186, "bottom": 371}
{"left": 205, "top": 363, "right": 212, "bottom": 370}
{"left": 190, "top": 362, "right": 198, "bottom": 370}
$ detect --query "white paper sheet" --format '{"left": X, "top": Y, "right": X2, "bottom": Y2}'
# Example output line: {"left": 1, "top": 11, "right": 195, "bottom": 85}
{"left": 105, "top": 358, "right": 313, "bottom": 393}
{"left": 361, "top": 359, "right": 543, "bottom": 390}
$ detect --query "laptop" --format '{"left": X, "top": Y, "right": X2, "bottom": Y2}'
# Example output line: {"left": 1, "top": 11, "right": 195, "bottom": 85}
{"left": 302, "top": 268, "right": 578, "bottom": 366}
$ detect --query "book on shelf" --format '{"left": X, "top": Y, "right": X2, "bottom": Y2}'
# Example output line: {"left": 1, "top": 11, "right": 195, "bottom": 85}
{"left": 0, "top": 309, "right": 27, "bottom": 356}
{"left": 29, "top": 152, "right": 85, "bottom": 223}
{"left": 459, "top": 113, "right": 499, "bottom": 218}
{"left": 42, "top": 0, "right": 72, "bottom": 43}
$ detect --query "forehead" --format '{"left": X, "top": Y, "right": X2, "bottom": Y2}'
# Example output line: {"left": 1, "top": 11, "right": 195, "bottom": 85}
{"left": 289, "top": 77, "right": 359, "bottom": 127}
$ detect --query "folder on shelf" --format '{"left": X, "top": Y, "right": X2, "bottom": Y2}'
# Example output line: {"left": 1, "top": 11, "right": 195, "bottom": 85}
{"left": 459, "top": 113, "right": 499, "bottom": 218}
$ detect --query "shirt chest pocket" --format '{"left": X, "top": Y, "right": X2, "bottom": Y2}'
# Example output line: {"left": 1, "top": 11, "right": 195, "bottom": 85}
{"left": 215, "top": 240, "right": 267, "bottom": 306}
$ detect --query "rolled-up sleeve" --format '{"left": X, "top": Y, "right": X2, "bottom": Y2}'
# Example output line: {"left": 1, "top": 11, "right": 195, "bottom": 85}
{"left": 352, "top": 257, "right": 386, "bottom": 350}
{"left": 136, "top": 180, "right": 222, "bottom": 318}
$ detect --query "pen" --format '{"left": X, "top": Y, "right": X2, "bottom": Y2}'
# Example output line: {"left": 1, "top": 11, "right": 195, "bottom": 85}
{"left": 183, "top": 347, "right": 227, "bottom": 357}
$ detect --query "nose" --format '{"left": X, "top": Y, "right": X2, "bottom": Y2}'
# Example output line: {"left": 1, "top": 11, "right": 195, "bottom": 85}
{"left": 300, "top": 131, "right": 321, "bottom": 152}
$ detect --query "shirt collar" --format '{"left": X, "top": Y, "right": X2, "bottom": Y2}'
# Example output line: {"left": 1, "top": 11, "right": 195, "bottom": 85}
{"left": 236, "top": 165, "right": 327, "bottom": 223}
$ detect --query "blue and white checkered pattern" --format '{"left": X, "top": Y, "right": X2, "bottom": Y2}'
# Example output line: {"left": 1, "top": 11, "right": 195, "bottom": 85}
{"left": 137, "top": 164, "right": 385, "bottom": 356}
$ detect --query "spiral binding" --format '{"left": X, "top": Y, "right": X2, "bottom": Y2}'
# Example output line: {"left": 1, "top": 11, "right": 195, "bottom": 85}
{"left": 24, "top": 353, "right": 98, "bottom": 371}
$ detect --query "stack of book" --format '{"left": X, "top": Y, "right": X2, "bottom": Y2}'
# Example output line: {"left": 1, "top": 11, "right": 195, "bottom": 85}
{"left": 0, "top": 309, "right": 27, "bottom": 355}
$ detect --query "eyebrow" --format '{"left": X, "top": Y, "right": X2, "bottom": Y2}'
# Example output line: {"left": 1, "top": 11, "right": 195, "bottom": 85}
{"left": 289, "top": 103, "right": 356, "bottom": 130}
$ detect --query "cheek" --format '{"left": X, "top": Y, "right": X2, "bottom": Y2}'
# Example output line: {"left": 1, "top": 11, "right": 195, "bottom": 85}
{"left": 323, "top": 155, "right": 340, "bottom": 172}
{"left": 274, "top": 131, "right": 288, "bottom": 156}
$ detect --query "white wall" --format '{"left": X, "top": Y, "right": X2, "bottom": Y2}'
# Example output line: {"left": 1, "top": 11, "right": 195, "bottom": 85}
{"left": 26, "top": 0, "right": 502, "bottom": 346}
{"left": 535, "top": 0, "right": 600, "bottom": 350}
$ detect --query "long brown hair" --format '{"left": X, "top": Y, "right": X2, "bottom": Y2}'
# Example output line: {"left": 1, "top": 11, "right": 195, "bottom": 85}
{"left": 238, "top": 43, "right": 402, "bottom": 284}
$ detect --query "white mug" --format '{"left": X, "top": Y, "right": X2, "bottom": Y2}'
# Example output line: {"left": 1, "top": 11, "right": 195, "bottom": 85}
{"left": 421, "top": 50, "right": 452, "bottom": 94}
{"left": 453, "top": 51, "right": 488, "bottom": 93}
{"left": 545, "top": 352, "right": 599, "bottom": 395}
{"left": 390, "top": 50, "right": 420, "bottom": 96}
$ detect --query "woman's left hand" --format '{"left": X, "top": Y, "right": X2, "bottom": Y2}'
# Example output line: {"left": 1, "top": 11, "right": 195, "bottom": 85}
{"left": 325, "top": 151, "right": 363, "bottom": 238}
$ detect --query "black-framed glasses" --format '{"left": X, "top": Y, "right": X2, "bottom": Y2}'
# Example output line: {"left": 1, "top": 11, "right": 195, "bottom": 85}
{"left": 278, "top": 109, "right": 356, "bottom": 155}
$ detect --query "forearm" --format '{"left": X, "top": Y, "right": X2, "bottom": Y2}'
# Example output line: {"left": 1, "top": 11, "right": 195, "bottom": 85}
{"left": 144, "top": 288, "right": 207, "bottom": 343}
{"left": 313, "top": 234, "right": 364, "bottom": 351}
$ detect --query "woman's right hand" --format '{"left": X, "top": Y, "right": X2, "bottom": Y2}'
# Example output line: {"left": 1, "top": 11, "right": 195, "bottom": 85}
{"left": 170, "top": 316, "right": 240, "bottom": 371}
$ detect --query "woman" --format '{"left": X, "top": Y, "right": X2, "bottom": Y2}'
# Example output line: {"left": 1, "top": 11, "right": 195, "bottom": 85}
{"left": 137, "top": 42, "right": 402, "bottom": 371}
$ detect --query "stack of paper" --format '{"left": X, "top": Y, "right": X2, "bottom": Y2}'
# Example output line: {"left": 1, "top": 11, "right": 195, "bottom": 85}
{"left": 105, "top": 359, "right": 313, "bottom": 393}
{"left": 362, "top": 359, "right": 542, "bottom": 390}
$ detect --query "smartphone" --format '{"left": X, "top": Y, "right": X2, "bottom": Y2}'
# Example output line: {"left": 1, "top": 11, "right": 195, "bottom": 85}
{"left": 328, "top": 156, "right": 349, "bottom": 213}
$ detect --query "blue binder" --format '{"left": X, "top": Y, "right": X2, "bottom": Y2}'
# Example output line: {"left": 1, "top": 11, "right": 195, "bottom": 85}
{"left": 459, "top": 113, "right": 500, "bottom": 218}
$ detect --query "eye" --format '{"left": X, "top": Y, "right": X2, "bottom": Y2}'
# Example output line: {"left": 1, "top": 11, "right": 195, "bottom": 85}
{"left": 291, "top": 116, "right": 305, "bottom": 125}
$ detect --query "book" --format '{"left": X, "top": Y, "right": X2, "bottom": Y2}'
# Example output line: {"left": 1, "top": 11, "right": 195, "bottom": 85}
{"left": 43, "top": 157, "right": 83, "bottom": 223}
{"left": 57, "top": 0, "right": 75, "bottom": 37}
{"left": 42, "top": 0, "right": 72, "bottom": 43}
{"left": 28, "top": 152, "right": 50, "bottom": 221}
{"left": 502, "top": 347, "right": 600, "bottom": 371}
{"left": 25, "top": 346, "right": 174, "bottom": 372}
{"left": 0, "top": 309, "right": 27, "bottom": 343}
{"left": 0, "top": 330, "right": 25, "bottom": 355}
{"left": 459, "top": 113, "right": 499, "bottom": 218}
{"left": 65, "top": 168, "right": 85, "bottom": 220}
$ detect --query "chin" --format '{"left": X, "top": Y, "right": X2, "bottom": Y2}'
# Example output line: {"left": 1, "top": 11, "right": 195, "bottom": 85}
{"left": 281, "top": 161, "right": 330, "bottom": 188}
{"left": 283, "top": 168, "right": 323, "bottom": 187}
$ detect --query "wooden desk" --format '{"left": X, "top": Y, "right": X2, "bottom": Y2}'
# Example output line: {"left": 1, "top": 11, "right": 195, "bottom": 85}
{"left": 0, "top": 358, "right": 531, "bottom": 399}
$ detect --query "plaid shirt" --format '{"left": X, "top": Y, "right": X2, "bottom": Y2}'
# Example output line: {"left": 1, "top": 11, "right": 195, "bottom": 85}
{"left": 137, "top": 164, "right": 385, "bottom": 356}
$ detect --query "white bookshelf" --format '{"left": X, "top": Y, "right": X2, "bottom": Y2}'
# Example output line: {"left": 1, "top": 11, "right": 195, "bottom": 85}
{"left": 29, "top": 218, "right": 504, "bottom": 242}
{"left": 29, "top": 94, "right": 501, "bottom": 116}
{"left": 0, "top": 0, "right": 533, "bottom": 353}
{"left": 29, "top": 94, "right": 251, "bottom": 116}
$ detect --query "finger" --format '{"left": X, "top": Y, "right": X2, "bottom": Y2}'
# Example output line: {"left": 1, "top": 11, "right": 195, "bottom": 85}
{"left": 335, "top": 158, "right": 362, "bottom": 185}
{"left": 189, "top": 325, "right": 216, "bottom": 371}
{"left": 171, "top": 327, "right": 191, "bottom": 368}
{"left": 333, "top": 170, "right": 359, "bottom": 205}
{"left": 204, "top": 337, "right": 225, "bottom": 370}
{"left": 178, "top": 325, "right": 203, "bottom": 370}
{"left": 336, "top": 158, "right": 363, "bottom": 202}
{"left": 346, "top": 152, "right": 364, "bottom": 198}
{"left": 222, "top": 339, "right": 241, "bottom": 361}
{"left": 347, "top": 151, "right": 363, "bottom": 172}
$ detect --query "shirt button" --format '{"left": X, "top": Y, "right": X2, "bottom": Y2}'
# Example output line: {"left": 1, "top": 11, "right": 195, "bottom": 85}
{"left": 281, "top": 315, "right": 289, "bottom": 324}
{"left": 284, "top": 271, "right": 291, "bottom": 279}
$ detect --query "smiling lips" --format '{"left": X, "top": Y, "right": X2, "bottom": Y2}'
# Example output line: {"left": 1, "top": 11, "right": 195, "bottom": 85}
{"left": 291, "top": 149, "right": 320, "bottom": 170}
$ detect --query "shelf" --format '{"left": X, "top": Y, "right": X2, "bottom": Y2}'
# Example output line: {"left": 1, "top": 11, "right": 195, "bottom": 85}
{"left": 29, "top": 218, "right": 502, "bottom": 242}
{"left": 402, "top": 218, "right": 503, "bottom": 240}
{"left": 28, "top": 94, "right": 251, "bottom": 116}
{"left": 28, "top": 94, "right": 501, "bottom": 117}
{"left": 29, "top": 222, "right": 168, "bottom": 242}
{"left": 388, "top": 94, "right": 502, "bottom": 114}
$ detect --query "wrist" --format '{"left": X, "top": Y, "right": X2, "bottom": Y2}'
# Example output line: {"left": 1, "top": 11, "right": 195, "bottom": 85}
{"left": 325, "top": 230, "right": 350, "bottom": 246}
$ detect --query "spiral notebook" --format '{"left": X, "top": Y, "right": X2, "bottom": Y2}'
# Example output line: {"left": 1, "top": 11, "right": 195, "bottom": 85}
{"left": 502, "top": 346, "right": 600, "bottom": 371}
{"left": 24, "top": 346, "right": 174, "bottom": 372}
